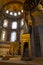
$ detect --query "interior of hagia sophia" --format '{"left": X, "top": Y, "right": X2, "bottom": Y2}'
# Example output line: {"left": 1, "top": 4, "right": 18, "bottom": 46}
{"left": 0, "top": 0, "right": 43, "bottom": 60}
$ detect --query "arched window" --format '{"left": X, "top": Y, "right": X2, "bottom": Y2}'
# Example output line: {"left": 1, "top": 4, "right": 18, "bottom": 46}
{"left": 1, "top": 30, "right": 7, "bottom": 41}
{"left": 12, "top": 21, "right": 17, "bottom": 29}
{"left": 10, "top": 32, "right": 16, "bottom": 42}
{"left": 3, "top": 19, "right": 8, "bottom": 27}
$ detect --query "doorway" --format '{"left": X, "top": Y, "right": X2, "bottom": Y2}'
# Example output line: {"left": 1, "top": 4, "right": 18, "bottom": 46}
{"left": 23, "top": 42, "right": 29, "bottom": 57}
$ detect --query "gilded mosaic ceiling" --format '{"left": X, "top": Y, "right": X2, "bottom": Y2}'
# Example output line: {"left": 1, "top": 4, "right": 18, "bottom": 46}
{"left": 0, "top": 0, "right": 25, "bottom": 11}
{"left": 0, "top": 0, "right": 43, "bottom": 12}
{"left": 2, "top": 3, "right": 23, "bottom": 11}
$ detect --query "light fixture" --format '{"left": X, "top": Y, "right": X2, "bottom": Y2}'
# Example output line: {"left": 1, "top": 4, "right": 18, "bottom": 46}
{"left": 21, "top": 10, "right": 24, "bottom": 13}
{"left": 6, "top": 10, "right": 9, "bottom": 14}
{"left": 18, "top": 11, "right": 21, "bottom": 15}
{"left": 14, "top": 12, "right": 17, "bottom": 16}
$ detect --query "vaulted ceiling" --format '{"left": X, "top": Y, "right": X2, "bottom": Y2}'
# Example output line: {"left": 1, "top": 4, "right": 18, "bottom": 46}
{"left": 0, "top": 0, "right": 43, "bottom": 26}
{"left": 0, "top": 0, "right": 42, "bottom": 11}
{"left": 0, "top": 0, "right": 25, "bottom": 11}
{"left": 0, "top": 0, "right": 25, "bottom": 5}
